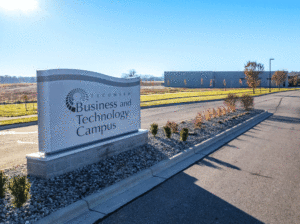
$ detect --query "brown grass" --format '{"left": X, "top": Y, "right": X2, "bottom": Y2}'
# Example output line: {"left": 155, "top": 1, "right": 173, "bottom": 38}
{"left": 0, "top": 82, "right": 249, "bottom": 103}
{"left": 0, "top": 83, "right": 37, "bottom": 103}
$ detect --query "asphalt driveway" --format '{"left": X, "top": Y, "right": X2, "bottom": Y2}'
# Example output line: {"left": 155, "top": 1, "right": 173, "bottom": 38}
{"left": 93, "top": 90, "right": 300, "bottom": 224}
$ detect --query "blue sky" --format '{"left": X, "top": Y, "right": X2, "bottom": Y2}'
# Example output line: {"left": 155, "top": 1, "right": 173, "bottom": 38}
{"left": 0, "top": 0, "right": 299, "bottom": 78}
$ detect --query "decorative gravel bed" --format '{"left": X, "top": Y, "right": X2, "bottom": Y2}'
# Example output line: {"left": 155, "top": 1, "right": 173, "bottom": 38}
{"left": 0, "top": 108, "right": 264, "bottom": 224}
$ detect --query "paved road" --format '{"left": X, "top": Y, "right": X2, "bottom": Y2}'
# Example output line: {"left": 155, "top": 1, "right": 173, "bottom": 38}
{"left": 92, "top": 90, "right": 300, "bottom": 224}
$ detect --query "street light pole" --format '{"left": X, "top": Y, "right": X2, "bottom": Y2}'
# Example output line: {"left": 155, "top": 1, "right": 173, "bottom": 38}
{"left": 269, "top": 58, "right": 274, "bottom": 93}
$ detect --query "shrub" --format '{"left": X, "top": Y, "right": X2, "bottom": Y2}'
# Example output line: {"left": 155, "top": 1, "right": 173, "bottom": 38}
{"left": 150, "top": 123, "right": 158, "bottom": 137}
{"left": 212, "top": 108, "right": 218, "bottom": 118}
{"left": 217, "top": 107, "right": 223, "bottom": 117}
{"left": 194, "top": 113, "right": 204, "bottom": 129}
{"left": 7, "top": 175, "right": 31, "bottom": 208}
{"left": 224, "top": 93, "right": 239, "bottom": 108}
{"left": 180, "top": 128, "right": 189, "bottom": 141}
{"left": 163, "top": 126, "right": 172, "bottom": 138}
{"left": 165, "top": 121, "right": 179, "bottom": 133}
{"left": 204, "top": 110, "right": 212, "bottom": 121}
{"left": 240, "top": 94, "right": 254, "bottom": 111}
{"left": 194, "top": 120, "right": 203, "bottom": 129}
{"left": 0, "top": 171, "right": 8, "bottom": 199}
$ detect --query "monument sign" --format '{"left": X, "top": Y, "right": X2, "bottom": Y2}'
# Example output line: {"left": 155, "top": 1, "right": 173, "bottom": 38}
{"left": 26, "top": 69, "right": 148, "bottom": 179}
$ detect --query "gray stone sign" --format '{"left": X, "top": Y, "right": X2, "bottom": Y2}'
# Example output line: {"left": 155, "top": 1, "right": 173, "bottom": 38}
{"left": 26, "top": 69, "right": 148, "bottom": 179}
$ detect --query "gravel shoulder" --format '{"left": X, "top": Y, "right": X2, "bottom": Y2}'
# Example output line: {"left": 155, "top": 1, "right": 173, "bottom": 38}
{"left": 0, "top": 108, "right": 263, "bottom": 224}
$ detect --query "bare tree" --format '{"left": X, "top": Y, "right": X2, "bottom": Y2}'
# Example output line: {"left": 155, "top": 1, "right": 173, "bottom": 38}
{"left": 271, "top": 71, "right": 288, "bottom": 90}
{"left": 23, "top": 95, "right": 28, "bottom": 111}
{"left": 121, "top": 69, "right": 139, "bottom": 79}
{"left": 244, "top": 61, "right": 264, "bottom": 94}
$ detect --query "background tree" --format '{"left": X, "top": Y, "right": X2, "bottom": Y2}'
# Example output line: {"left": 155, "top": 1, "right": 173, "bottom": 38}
{"left": 244, "top": 61, "right": 264, "bottom": 94}
{"left": 121, "top": 69, "right": 139, "bottom": 79}
{"left": 210, "top": 79, "right": 213, "bottom": 87}
{"left": 288, "top": 72, "right": 299, "bottom": 87}
{"left": 293, "top": 75, "right": 298, "bottom": 86}
{"left": 239, "top": 78, "right": 243, "bottom": 87}
{"left": 184, "top": 79, "right": 187, "bottom": 86}
{"left": 223, "top": 79, "right": 226, "bottom": 91}
{"left": 271, "top": 71, "right": 288, "bottom": 90}
{"left": 22, "top": 95, "right": 28, "bottom": 111}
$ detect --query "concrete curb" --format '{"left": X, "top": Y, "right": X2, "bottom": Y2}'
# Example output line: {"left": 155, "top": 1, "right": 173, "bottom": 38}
{"left": 35, "top": 110, "right": 272, "bottom": 224}
{"left": 0, "top": 121, "right": 38, "bottom": 131}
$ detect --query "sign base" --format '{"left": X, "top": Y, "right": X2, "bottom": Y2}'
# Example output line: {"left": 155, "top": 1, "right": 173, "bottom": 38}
{"left": 26, "top": 129, "right": 148, "bottom": 179}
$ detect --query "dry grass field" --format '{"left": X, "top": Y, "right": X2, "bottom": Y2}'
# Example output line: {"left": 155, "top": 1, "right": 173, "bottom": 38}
{"left": 0, "top": 83, "right": 36, "bottom": 103}
{"left": 0, "top": 82, "right": 167, "bottom": 103}
{"left": 0, "top": 81, "right": 208, "bottom": 103}
{"left": 0, "top": 81, "right": 292, "bottom": 103}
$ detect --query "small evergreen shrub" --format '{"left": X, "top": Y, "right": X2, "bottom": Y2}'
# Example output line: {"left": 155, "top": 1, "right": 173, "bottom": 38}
{"left": 0, "top": 171, "right": 8, "bottom": 199}
{"left": 163, "top": 126, "right": 172, "bottom": 138}
{"left": 7, "top": 175, "right": 31, "bottom": 208}
{"left": 165, "top": 121, "right": 179, "bottom": 133}
{"left": 240, "top": 94, "right": 254, "bottom": 111}
{"left": 150, "top": 123, "right": 158, "bottom": 137}
{"left": 180, "top": 128, "right": 189, "bottom": 141}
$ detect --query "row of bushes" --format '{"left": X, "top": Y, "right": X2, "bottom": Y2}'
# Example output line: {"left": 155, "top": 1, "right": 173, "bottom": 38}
{"left": 149, "top": 93, "right": 254, "bottom": 140}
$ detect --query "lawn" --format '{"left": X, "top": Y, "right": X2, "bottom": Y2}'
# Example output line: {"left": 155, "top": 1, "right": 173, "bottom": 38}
{"left": 0, "top": 103, "right": 37, "bottom": 117}
{"left": 0, "top": 116, "right": 38, "bottom": 126}
{"left": 0, "top": 87, "right": 299, "bottom": 126}
{"left": 140, "top": 88, "right": 300, "bottom": 107}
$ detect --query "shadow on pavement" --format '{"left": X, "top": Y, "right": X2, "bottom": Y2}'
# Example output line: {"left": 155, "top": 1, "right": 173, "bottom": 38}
{"left": 95, "top": 168, "right": 264, "bottom": 224}
{"left": 241, "top": 133, "right": 265, "bottom": 140}
{"left": 266, "top": 114, "right": 300, "bottom": 124}
{"left": 270, "top": 95, "right": 300, "bottom": 98}
{"left": 204, "top": 156, "right": 241, "bottom": 170}
{"left": 196, "top": 159, "right": 223, "bottom": 170}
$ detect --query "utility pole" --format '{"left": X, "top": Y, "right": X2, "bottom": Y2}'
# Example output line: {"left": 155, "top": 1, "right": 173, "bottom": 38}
{"left": 269, "top": 58, "right": 274, "bottom": 92}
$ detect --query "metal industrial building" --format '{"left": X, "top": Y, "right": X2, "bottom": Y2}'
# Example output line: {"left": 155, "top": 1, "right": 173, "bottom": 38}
{"left": 164, "top": 71, "right": 289, "bottom": 88}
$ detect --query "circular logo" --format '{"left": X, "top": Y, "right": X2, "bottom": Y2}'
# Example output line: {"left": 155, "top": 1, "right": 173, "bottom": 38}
{"left": 66, "top": 88, "right": 89, "bottom": 112}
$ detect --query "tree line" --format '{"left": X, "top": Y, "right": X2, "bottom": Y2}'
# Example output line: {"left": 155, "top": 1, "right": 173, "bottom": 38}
{"left": 0, "top": 71, "right": 163, "bottom": 84}
{"left": 121, "top": 69, "right": 164, "bottom": 81}
{"left": 0, "top": 75, "right": 37, "bottom": 84}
